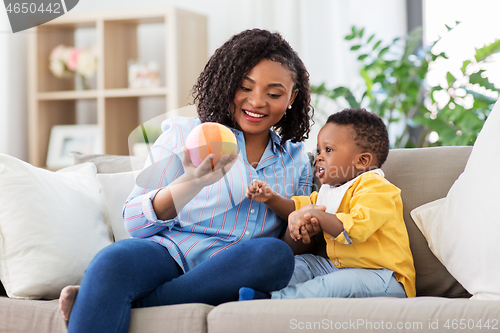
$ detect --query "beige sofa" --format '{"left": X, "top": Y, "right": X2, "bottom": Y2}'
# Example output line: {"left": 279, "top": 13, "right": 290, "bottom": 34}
{"left": 2, "top": 146, "right": 500, "bottom": 333}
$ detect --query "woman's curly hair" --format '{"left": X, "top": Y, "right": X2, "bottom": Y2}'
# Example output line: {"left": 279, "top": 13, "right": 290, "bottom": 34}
{"left": 191, "top": 28, "right": 313, "bottom": 144}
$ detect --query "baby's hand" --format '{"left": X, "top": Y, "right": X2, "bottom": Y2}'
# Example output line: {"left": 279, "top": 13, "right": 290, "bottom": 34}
{"left": 298, "top": 216, "right": 322, "bottom": 244}
{"left": 288, "top": 210, "right": 308, "bottom": 241}
{"left": 288, "top": 205, "right": 325, "bottom": 244}
{"left": 245, "top": 180, "right": 273, "bottom": 203}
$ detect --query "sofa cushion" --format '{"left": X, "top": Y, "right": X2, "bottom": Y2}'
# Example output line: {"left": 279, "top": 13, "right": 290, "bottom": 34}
{"left": 0, "top": 156, "right": 113, "bottom": 299}
{"left": 96, "top": 172, "right": 135, "bottom": 241}
{"left": 208, "top": 297, "right": 500, "bottom": 333}
{"left": 0, "top": 298, "right": 66, "bottom": 333}
{"left": 381, "top": 146, "right": 471, "bottom": 298}
{"left": 129, "top": 303, "right": 213, "bottom": 333}
{"left": 0, "top": 297, "right": 213, "bottom": 333}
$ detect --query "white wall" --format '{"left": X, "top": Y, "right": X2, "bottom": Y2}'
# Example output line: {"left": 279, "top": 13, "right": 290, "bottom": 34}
{"left": 0, "top": 0, "right": 407, "bottom": 160}
{"left": 0, "top": 11, "right": 7, "bottom": 156}
{"left": 0, "top": 7, "right": 28, "bottom": 160}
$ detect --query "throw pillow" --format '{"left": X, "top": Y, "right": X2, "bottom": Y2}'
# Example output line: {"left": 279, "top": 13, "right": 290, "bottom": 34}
{"left": 97, "top": 172, "right": 135, "bottom": 241}
{"left": 0, "top": 155, "right": 113, "bottom": 299}
{"left": 71, "top": 151, "right": 146, "bottom": 173}
{"left": 410, "top": 100, "right": 500, "bottom": 300}
{"left": 410, "top": 198, "right": 446, "bottom": 254}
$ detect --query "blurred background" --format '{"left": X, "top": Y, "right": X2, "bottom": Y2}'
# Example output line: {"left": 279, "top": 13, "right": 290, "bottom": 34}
{"left": 0, "top": 0, "right": 499, "bottom": 163}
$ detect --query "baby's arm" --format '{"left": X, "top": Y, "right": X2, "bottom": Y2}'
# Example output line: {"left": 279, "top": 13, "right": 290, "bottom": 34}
{"left": 245, "top": 180, "right": 295, "bottom": 220}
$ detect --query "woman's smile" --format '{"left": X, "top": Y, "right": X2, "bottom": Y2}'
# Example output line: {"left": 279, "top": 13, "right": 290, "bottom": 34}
{"left": 242, "top": 108, "right": 267, "bottom": 122}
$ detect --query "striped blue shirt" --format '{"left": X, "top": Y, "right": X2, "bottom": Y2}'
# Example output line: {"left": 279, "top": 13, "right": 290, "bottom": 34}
{"left": 123, "top": 117, "right": 312, "bottom": 273}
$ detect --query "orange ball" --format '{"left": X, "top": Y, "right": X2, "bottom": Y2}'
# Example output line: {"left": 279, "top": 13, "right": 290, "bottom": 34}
{"left": 185, "top": 122, "right": 238, "bottom": 167}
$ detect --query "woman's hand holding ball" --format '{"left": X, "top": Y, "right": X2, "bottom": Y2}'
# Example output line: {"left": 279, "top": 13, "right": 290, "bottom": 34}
{"left": 183, "top": 122, "right": 239, "bottom": 186}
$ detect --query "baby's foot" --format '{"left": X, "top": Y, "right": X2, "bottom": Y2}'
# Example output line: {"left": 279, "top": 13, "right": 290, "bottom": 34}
{"left": 59, "top": 285, "right": 80, "bottom": 321}
{"left": 238, "top": 287, "right": 271, "bottom": 301}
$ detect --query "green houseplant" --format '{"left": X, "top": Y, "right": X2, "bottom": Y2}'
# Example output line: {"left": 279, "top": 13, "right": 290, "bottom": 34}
{"left": 312, "top": 24, "right": 500, "bottom": 147}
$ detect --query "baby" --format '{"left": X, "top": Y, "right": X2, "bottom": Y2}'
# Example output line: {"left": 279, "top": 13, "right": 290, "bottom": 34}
{"left": 240, "top": 108, "right": 416, "bottom": 300}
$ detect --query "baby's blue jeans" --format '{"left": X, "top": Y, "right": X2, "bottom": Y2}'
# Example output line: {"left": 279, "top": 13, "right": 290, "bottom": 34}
{"left": 271, "top": 253, "right": 407, "bottom": 299}
{"left": 67, "top": 237, "right": 294, "bottom": 333}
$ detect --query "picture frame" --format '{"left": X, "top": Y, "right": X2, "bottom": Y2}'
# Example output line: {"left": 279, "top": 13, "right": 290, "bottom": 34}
{"left": 128, "top": 60, "right": 160, "bottom": 88}
{"left": 46, "top": 124, "right": 103, "bottom": 169}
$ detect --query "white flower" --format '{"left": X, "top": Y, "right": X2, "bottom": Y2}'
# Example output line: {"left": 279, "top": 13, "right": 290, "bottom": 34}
{"left": 49, "top": 59, "right": 66, "bottom": 78}
{"left": 50, "top": 45, "right": 65, "bottom": 62}
{"left": 76, "top": 48, "right": 98, "bottom": 78}
{"left": 49, "top": 45, "right": 98, "bottom": 79}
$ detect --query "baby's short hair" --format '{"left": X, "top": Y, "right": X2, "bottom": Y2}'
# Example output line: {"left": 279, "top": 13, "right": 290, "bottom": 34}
{"left": 326, "top": 108, "right": 389, "bottom": 167}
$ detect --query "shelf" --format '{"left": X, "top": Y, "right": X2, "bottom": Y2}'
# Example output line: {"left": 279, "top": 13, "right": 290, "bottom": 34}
{"left": 104, "top": 87, "right": 167, "bottom": 98}
{"left": 48, "top": 8, "right": 168, "bottom": 25}
{"left": 36, "top": 87, "right": 168, "bottom": 100}
{"left": 38, "top": 90, "right": 98, "bottom": 100}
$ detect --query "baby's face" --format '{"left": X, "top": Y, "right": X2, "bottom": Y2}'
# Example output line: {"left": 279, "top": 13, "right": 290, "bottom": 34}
{"left": 315, "top": 123, "right": 362, "bottom": 186}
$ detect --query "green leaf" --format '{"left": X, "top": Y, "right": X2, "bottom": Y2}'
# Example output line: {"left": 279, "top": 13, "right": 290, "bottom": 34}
{"left": 373, "top": 40, "right": 382, "bottom": 50}
{"left": 444, "top": 22, "right": 460, "bottom": 33}
{"left": 469, "top": 70, "right": 499, "bottom": 91}
{"left": 431, "top": 51, "right": 448, "bottom": 61}
{"left": 474, "top": 39, "right": 500, "bottom": 62}
{"left": 403, "top": 27, "right": 423, "bottom": 59}
{"left": 351, "top": 45, "right": 361, "bottom": 51}
{"left": 358, "top": 54, "right": 369, "bottom": 61}
{"left": 465, "top": 89, "right": 498, "bottom": 104}
{"left": 359, "top": 27, "right": 365, "bottom": 38}
{"left": 345, "top": 34, "right": 355, "bottom": 41}
{"left": 378, "top": 46, "right": 390, "bottom": 58}
{"left": 373, "top": 74, "right": 386, "bottom": 84}
{"left": 446, "top": 72, "right": 456, "bottom": 87}
{"left": 312, "top": 86, "right": 363, "bottom": 109}
{"left": 310, "top": 83, "right": 326, "bottom": 94}
{"left": 461, "top": 60, "right": 471, "bottom": 74}
{"left": 343, "top": 90, "right": 361, "bottom": 109}
{"left": 360, "top": 68, "right": 373, "bottom": 90}
{"left": 367, "top": 34, "right": 375, "bottom": 43}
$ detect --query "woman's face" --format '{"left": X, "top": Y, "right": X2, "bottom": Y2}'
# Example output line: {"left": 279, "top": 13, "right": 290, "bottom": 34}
{"left": 232, "top": 58, "right": 298, "bottom": 138}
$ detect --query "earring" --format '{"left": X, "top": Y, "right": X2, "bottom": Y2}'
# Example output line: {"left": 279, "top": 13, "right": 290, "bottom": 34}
{"left": 288, "top": 105, "right": 292, "bottom": 109}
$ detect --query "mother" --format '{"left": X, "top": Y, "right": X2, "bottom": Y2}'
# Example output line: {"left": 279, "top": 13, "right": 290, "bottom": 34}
{"left": 60, "top": 28, "right": 314, "bottom": 333}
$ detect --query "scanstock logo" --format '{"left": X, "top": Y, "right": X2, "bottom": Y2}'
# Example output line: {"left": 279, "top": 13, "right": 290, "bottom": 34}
{"left": 3, "top": 0, "right": 79, "bottom": 33}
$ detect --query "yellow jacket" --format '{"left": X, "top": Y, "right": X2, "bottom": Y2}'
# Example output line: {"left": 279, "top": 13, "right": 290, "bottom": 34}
{"left": 292, "top": 172, "right": 416, "bottom": 297}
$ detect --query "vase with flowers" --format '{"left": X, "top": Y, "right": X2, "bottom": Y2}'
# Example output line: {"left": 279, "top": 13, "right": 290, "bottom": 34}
{"left": 49, "top": 45, "right": 98, "bottom": 90}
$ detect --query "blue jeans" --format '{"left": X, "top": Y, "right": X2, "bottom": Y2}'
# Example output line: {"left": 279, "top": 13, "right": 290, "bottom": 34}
{"left": 271, "top": 254, "right": 407, "bottom": 299}
{"left": 68, "top": 237, "right": 294, "bottom": 333}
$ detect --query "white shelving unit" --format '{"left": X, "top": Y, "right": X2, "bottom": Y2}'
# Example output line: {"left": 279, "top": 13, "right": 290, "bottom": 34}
{"left": 28, "top": 8, "right": 207, "bottom": 167}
